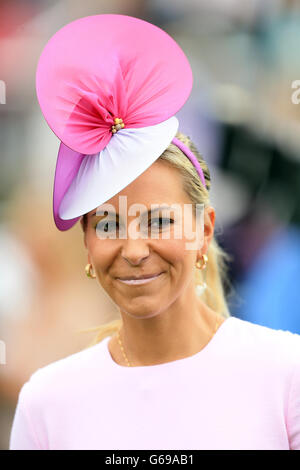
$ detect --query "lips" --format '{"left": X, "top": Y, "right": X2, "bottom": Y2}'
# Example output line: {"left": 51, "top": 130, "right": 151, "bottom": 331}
{"left": 117, "top": 272, "right": 163, "bottom": 281}
{"left": 117, "top": 272, "right": 164, "bottom": 285}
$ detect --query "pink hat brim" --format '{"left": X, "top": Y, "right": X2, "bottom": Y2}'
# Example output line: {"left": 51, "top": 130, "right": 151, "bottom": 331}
{"left": 53, "top": 142, "right": 85, "bottom": 231}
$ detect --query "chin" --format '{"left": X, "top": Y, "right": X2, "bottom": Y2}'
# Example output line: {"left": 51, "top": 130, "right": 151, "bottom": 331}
{"left": 119, "top": 301, "right": 163, "bottom": 320}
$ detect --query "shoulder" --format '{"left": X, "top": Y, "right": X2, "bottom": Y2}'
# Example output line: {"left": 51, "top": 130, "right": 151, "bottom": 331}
{"left": 18, "top": 339, "right": 109, "bottom": 407}
{"left": 227, "top": 317, "right": 300, "bottom": 449}
{"left": 227, "top": 316, "right": 300, "bottom": 369}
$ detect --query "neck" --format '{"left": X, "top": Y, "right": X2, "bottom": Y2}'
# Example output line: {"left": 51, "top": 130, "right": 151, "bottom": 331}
{"left": 115, "top": 287, "right": 220, "bottom": 367}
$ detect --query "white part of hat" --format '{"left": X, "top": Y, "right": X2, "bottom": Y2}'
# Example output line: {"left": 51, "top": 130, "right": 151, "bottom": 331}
{"left": 59, "top": 116, "right": 179, "bottom": 220}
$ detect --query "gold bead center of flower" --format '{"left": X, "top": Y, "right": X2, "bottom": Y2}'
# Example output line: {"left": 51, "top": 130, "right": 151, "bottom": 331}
{"left": 111, "top": 117, "right": 125, "bottom": 134}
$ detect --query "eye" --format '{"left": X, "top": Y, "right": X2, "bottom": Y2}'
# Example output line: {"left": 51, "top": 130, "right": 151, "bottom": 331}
{"left": 150, "top": 217, "right": 174, "bottom": 229}
{"left": 95, "top": 220, "right": 119, "bottom": 232}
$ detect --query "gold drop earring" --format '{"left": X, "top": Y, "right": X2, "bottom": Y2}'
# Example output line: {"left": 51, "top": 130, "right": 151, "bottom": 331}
{"left": 195, "top": 253, "right": 208, "bottom": 296}
{"left": 85, "top": 263, "right": 96, "bottom": 279}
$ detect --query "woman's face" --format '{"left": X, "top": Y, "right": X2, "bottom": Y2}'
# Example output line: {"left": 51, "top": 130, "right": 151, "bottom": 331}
{"left": 83, "top": 161, "right": 215, "bottom": 319}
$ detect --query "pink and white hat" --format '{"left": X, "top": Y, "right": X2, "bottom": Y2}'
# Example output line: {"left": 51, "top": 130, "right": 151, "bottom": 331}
{"left": 35, "top": 14, "right": 206, "bottom": 231}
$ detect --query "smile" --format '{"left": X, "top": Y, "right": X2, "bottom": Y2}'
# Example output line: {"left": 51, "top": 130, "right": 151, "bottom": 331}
{"left": 117, "top": 272, "right": 164, "bottom": 285}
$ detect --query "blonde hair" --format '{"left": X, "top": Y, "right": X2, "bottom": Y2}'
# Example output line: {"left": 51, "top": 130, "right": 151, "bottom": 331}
{"left": 80, "top": 131, "right": 234, "bottom": 346}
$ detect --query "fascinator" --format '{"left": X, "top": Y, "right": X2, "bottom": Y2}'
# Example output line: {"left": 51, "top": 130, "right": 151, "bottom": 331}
{"left": 35, "top": 14, "right": 207, "bottom": 231}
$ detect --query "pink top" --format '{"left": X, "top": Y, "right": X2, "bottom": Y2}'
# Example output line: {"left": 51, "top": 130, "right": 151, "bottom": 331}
{"left": 9, "top": 316, "right": 300, "bottom": 450}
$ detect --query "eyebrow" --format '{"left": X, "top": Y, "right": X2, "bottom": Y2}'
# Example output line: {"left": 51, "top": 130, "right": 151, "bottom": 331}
{"left": 90, "top": 205, "right": 175, "bottom": 219}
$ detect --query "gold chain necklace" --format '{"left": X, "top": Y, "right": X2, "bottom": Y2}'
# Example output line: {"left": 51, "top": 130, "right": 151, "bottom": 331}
{"left": 116, "top": 314, "right": 222, "bottom": 367}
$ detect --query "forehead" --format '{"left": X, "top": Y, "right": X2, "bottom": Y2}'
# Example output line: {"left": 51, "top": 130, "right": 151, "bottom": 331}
{"left": 88, "top": 161, "right": 191, "bottom": 217}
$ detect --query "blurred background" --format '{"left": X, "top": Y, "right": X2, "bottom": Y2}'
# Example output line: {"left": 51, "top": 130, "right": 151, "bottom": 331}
{"left": 1, "top": 0, "right": 300, "bottom": 449}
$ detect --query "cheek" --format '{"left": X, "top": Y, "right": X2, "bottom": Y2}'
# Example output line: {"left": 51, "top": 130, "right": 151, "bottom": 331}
{"left": 153, "top": 240, "right": 196, "bottom": 299}
{"left": 88, "top": 241, "right": 116, "bottom": 274}
{"left": 156, "top": 239, "right": 192, "bottom": 271}
{"left": 163, "top": 238, "right": 196, "bottom": 278}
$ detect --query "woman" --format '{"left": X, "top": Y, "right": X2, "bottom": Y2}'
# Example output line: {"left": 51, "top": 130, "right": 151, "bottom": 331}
{"left": 80, "top": 131, "right": 230, "bottom": 366}
{"left": 9, "top": 14, "right": 300, "bottom": 450}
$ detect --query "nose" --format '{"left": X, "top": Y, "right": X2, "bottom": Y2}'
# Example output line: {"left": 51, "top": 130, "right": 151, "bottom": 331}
{"left": 121, "top": 238, "right": 150, "bottom": 266}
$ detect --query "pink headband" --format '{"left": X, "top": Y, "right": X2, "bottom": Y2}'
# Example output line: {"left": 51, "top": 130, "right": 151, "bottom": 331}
{"left": 172, "top": 137, "right": 207, "bottom": 188}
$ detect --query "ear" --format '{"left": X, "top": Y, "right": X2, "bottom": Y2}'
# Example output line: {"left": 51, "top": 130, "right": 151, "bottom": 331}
{"left": 199, "top": 205, "right": 215, "bottom": 256}
{"left": 79, "top": 216, "right": 88, "bottom": 248}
